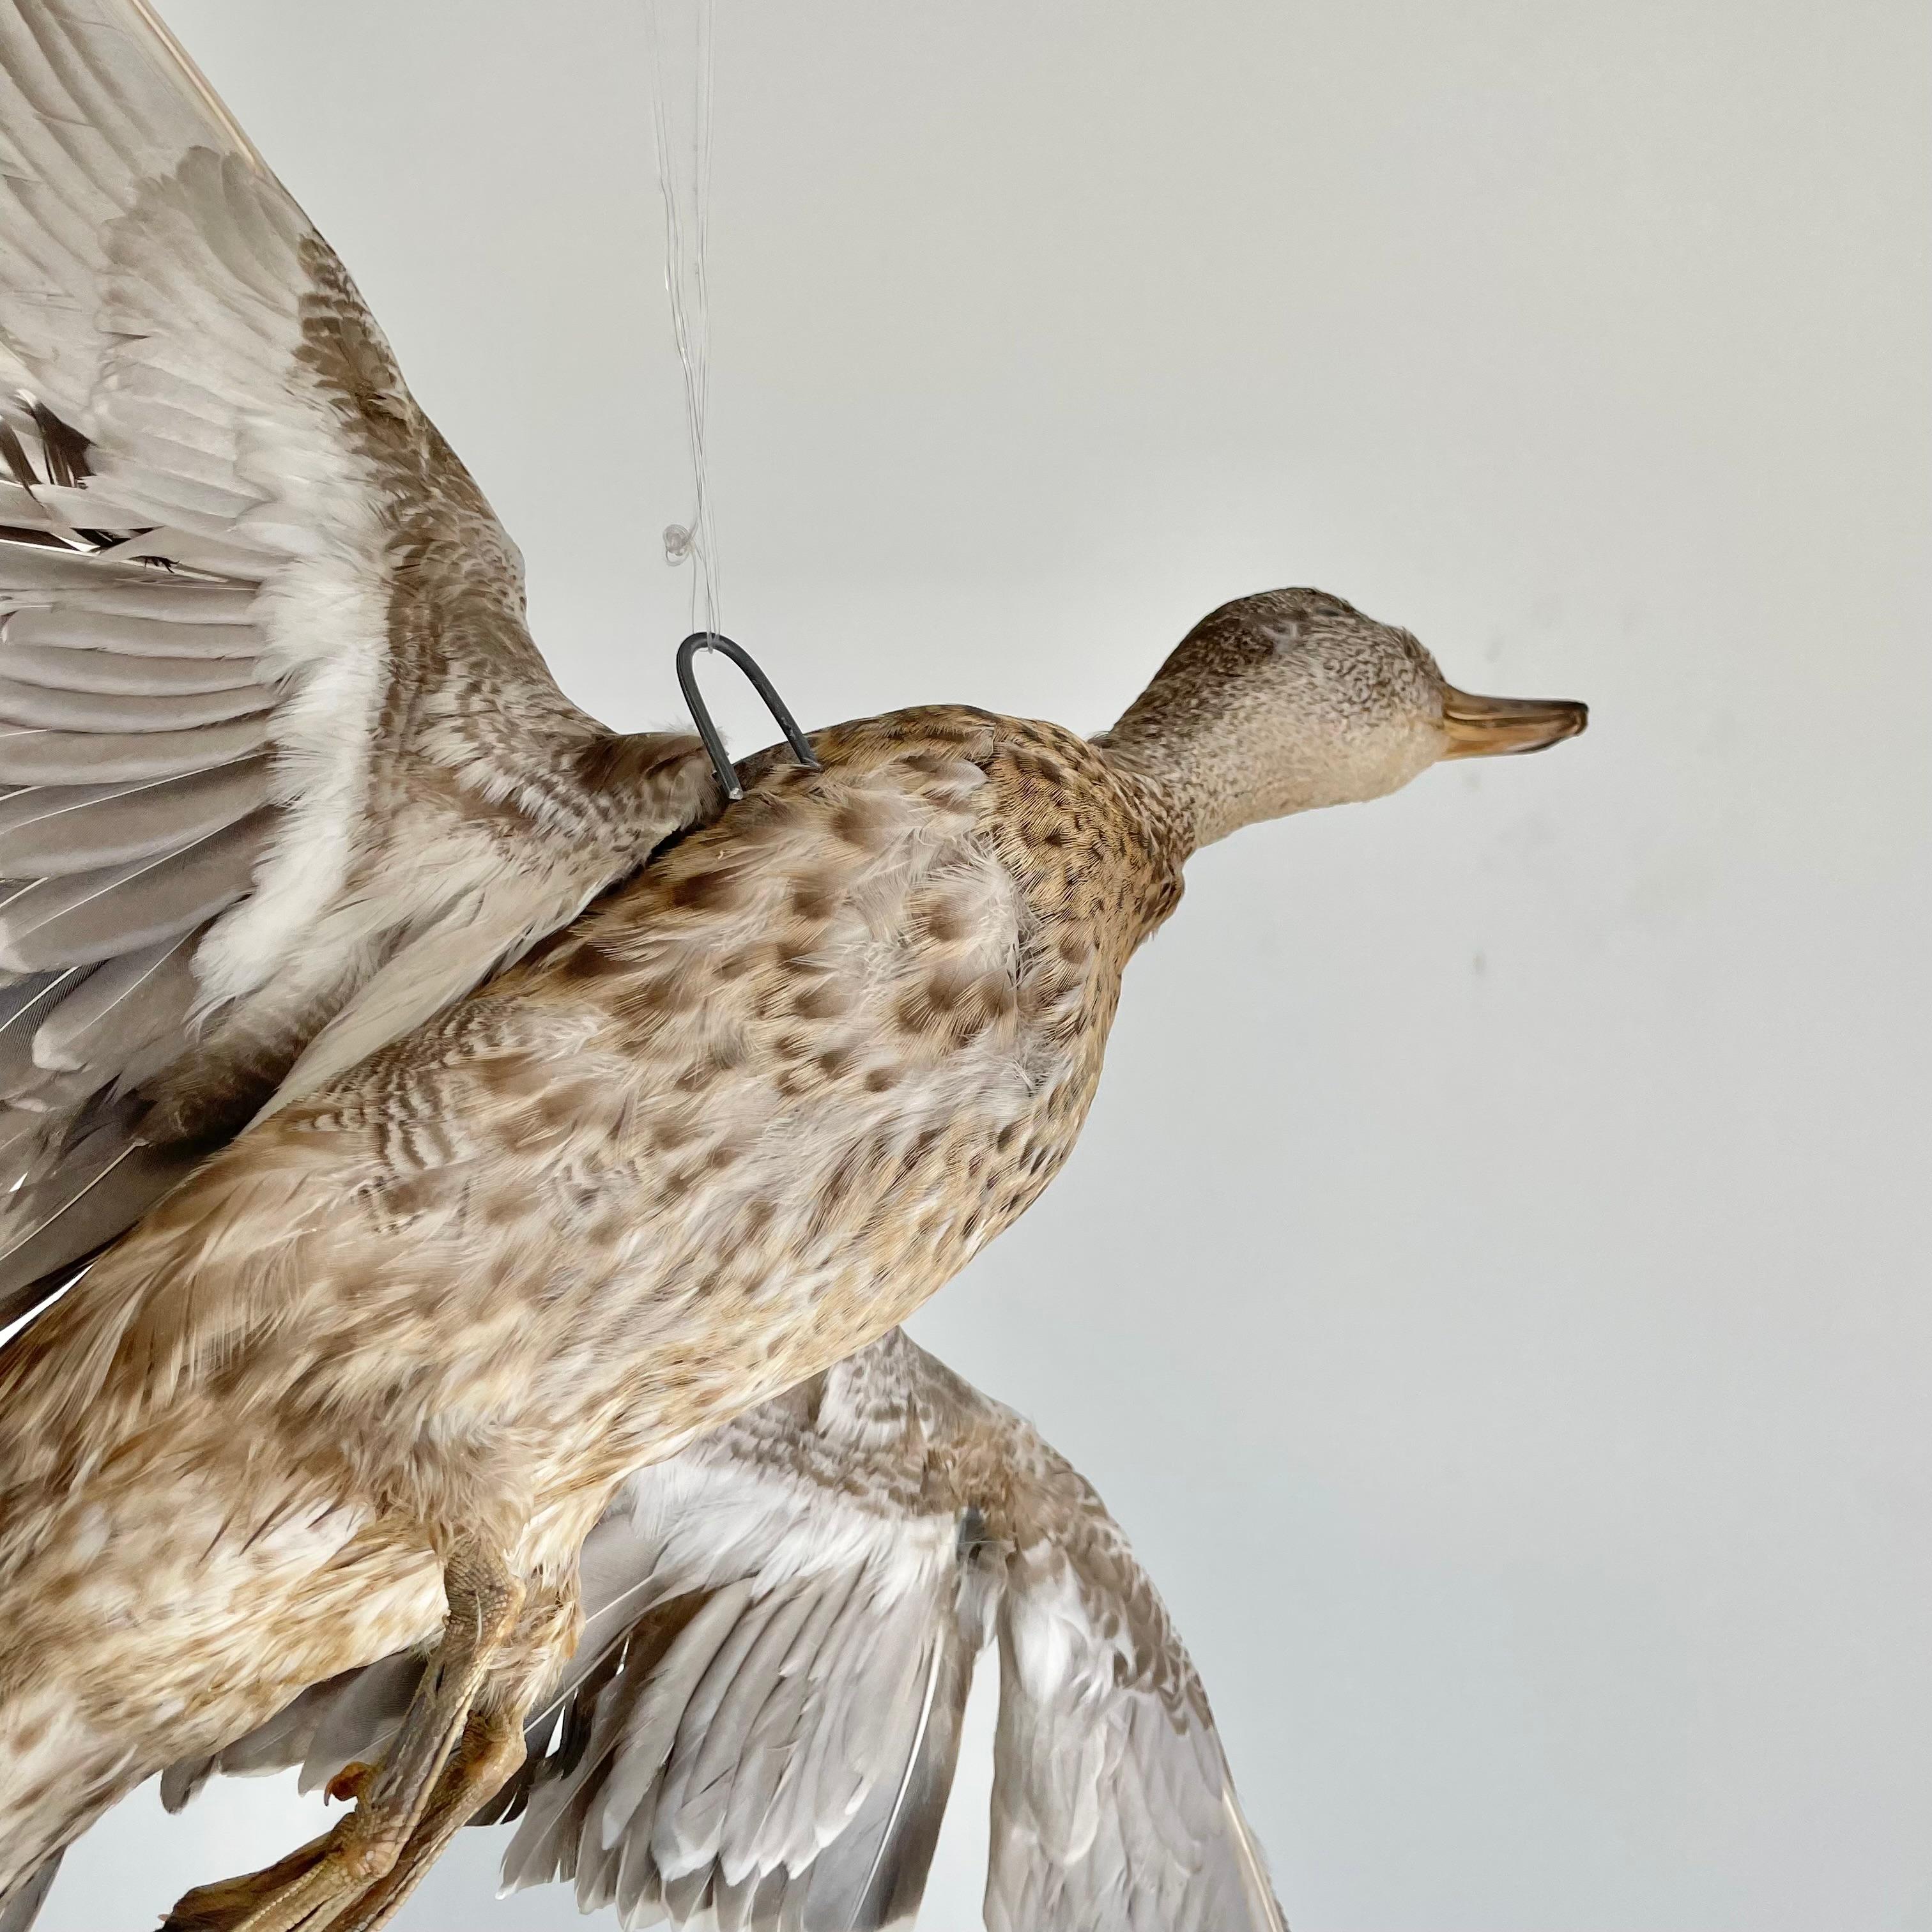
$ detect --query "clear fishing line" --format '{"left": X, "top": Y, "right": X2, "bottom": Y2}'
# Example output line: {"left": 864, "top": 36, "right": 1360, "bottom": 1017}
{"left": 646, "top": 0, "right": 721, "bottom": 636}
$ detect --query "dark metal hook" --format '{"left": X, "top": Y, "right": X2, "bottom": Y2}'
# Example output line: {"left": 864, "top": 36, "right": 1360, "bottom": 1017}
{"left": 675, "top": 631, "right": 820, "bottom": 802}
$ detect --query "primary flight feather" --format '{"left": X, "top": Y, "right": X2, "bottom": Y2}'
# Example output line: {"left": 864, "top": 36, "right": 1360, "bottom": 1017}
{"left": 0, "top": 4, "right": 1585, "bottom": 1928}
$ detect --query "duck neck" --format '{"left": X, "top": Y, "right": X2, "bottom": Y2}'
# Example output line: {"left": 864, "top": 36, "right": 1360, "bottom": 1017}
{"left": 1096, "top": 678, "right": 1309, "bottom": 855}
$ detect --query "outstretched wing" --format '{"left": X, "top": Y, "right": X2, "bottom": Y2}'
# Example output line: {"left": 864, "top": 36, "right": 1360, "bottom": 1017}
{"left": 493, "top": 1452, "right": 990, "bottom": 1930}
{"left": 986, "top": 1453, "right": 1289, "bottom": 1932}
{"left": 0, "top": 0, "right": 717, "bottom": 1318}
{"left": 162, "top": 1331, "right": 1289, "bottom": 1932}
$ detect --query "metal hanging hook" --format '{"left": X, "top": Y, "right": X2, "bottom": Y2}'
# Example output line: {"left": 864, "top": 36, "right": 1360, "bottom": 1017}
{"left": 675, "top": 632, "right": 820, "bottom": 802}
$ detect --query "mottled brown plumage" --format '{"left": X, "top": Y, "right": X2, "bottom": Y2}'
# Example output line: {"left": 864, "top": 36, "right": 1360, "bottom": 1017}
{"left": 0, "top": 700, "right": 1192, "bottom": 1899}
{"left": 0, "top": 4, "right": 1586, "bottom": 1927}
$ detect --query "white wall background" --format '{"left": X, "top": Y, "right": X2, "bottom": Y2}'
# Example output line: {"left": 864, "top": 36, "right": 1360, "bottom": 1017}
{"left": 40, "top": 3, "right": 1929, "bottom": 1929}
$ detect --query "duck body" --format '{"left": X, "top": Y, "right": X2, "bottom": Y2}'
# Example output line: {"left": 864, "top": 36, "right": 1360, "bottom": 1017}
{"left": 0, "top": 702, "right": 1187, "bottom": 1890}
{"left": 0, "top": 2, "right": 1585, "bottom": 1913}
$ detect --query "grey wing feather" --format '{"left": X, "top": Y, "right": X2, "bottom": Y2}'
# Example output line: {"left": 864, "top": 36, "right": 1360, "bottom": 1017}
{"left": 30, "top": 933, "right": 199, "bottom": 1075}
{"left": 0, "top": 806, "right": 273, "bottom": 968}
{"left": 0, "top": 1126, "right": 192, "bottom": 1330}
{"left": 986, "top": 1458, "right": 1289, "bottom": 1932}
{"left": 0, "top": 716, "right": 272, "bottom": 786}
{"left": 490, "top": 1441, "right": 985, "bottom": 1931}
{"left": 0, "top": 0, "right": 721, "bottom": 1319}
{"left": 0, "top": 599, "right": 261, "bottom": 650}
{"left": 0, "top": 1851, "right": 59, "bottom": 1932}
{"left": 0, "top": 762, "right": 272, "bottom": 880}
{"left": 0, "top": 641, "right": 262, "bottom": 693}
{"left": 0, "top": 673, "right": 273, "bottom": 731}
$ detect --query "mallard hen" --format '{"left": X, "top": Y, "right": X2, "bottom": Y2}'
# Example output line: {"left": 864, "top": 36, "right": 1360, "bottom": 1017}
{"left": 0, "top": 4, "right": 1585, "bottom": 1928}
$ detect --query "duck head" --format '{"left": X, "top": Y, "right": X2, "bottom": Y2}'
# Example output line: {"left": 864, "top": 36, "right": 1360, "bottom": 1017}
{"left": 1097, "top": 588, "right": 1587, "bottom": 850}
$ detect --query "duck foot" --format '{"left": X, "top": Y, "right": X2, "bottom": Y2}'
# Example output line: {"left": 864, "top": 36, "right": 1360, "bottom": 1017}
{"left": 161, "top": 1537, "right": 528, "bottom": 1932}
{"left": 162, "top": 1710, "right": 526, "bottom": 1932}
{"left": 160, "top": 1820, "right": 355, "bottom": 1932}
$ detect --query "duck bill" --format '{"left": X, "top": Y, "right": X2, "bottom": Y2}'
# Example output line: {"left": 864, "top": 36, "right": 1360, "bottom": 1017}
{"left": 1439, "top": 687, "right": 1589, "bottom": 758}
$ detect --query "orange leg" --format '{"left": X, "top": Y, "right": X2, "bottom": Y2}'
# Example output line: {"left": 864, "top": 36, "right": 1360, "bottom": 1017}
{"left": 164, "top": 1539, "right": 525, "bottom": 1932}
{"left": 322, "top": 1707, "right": 526, "bottom": 1932}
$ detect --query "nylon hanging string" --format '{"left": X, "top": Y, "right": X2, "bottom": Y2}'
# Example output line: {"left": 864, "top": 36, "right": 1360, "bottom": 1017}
{"left": 646, "top": 0, "right": 721, "bottom": 635}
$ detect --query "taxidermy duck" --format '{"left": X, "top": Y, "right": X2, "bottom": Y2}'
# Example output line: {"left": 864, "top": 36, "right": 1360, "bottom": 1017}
{"left": 153, "top": 1325, "right": 1289, "bottom": 1932}
{"left": 0, "top": 2, "right": 1585, "bottom": 1928}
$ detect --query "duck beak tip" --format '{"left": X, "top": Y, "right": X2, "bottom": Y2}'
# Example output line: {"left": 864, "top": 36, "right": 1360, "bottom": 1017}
{"left": 1439, "top": 689, "right": 1589, "bottom": 760}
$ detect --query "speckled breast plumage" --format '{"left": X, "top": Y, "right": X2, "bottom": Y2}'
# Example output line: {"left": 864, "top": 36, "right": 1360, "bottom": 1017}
{"left": 0, "top": 708, "right": 1187, "bottom": 1694}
